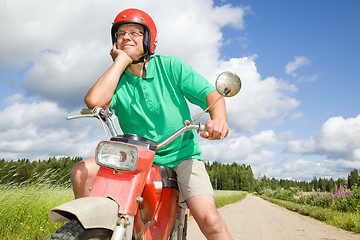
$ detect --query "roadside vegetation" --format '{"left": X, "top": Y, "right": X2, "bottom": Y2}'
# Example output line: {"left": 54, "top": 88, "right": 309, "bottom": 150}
{"left": 258, "top": 183, "right": 360, "bottom": 233}
{"left": 1, "top": 158, "right": 359, "bottom": 237}
{"left": 0, "top": 175, "right": 73, "bottom": 239}
{"left": 0, "top": 184, "right": 245, "bottom": 240}
{"left": 214, "top": 190, "right": 247, "bottom": 208}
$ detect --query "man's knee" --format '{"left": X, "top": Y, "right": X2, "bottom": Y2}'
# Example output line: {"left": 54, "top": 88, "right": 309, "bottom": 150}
{"left": 71, "top": 158, "right": 98, "bottom": 181}
{"left": 199, "top": 211, "right": 224, "bottom": 234}
{"left": 71, "top": 160, "right": 86, "bottom": 180}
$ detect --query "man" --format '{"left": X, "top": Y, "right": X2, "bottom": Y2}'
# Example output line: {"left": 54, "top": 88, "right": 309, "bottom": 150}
{"left": 71, "top": 8, "right": 232, "bottom": 240}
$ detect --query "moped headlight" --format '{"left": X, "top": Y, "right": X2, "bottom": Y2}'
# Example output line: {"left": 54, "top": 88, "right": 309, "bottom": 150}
{"left": 96, "top": 141, "right": 138, "bottom": 171}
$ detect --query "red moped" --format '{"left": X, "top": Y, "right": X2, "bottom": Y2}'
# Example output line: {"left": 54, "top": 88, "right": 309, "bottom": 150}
{"left": 47, "top": 72, "right": 241, "bottom": 240}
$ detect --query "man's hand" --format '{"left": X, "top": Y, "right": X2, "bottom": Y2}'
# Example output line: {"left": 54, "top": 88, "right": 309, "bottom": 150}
{"left": 110, "top": 43, "right": 132, "bottom": 65}
{"left": 200, "top": 119, "right": 229, "bottom": 140}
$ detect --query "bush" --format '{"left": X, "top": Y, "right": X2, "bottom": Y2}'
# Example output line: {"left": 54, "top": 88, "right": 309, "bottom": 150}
{"left": 295, "top": 185, "right": 359, "bottom": 213}
{"left": 260, "top": 187, "right": 300, "bottom": 202}
{"left": 262, "top": 185, "right": 359, "bottom": 213}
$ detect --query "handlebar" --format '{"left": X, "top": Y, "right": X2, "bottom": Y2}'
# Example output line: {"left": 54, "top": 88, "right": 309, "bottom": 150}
{"left": 67, "top": 107, "right": 104, "bottom": 120}
{"left": 156, "top": 122, "right": 205, "bottom": 150}
{"left": 67, "top": 107, "right": 118, "bottom": 137}
{"left": 67, "top": 107, "right": 206, "bottom": 150}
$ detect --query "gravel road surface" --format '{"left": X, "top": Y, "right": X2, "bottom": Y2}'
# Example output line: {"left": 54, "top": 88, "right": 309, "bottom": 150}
{"left": 187, "top": 194, "right": 360, "bottom": 240}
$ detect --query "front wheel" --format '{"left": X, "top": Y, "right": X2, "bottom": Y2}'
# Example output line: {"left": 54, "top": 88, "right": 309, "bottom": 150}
{"left": 48, "top": 220, "right": 113, "bottom": 240}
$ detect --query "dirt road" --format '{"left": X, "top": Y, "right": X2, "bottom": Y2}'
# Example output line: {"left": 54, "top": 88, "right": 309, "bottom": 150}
{"left": 187, "top": 194, "right": 360, "bottom": 240}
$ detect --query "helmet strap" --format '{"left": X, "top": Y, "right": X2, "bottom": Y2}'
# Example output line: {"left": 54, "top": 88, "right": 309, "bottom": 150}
{"left": 131, "top": 55, "right": 147, "bottom": 78}
{"left": 131, "top": 55, "right": 146, "bottom": 64}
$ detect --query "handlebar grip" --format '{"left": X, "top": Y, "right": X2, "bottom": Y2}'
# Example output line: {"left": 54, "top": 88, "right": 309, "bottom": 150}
{"left": 198, "top": 123, "right": 206, "bottom": 132}
{"left": 80, "top": 108, "right": 95, "bottom": 115}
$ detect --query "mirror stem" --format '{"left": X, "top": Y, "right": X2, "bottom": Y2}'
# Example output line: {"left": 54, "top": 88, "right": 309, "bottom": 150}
{"left": 186, "top": 88, "right": 230, "bottom": 126}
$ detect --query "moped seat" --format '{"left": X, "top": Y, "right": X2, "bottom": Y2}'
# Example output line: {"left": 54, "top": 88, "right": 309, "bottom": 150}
{"left": 155, "top": 164, "right": 178, "bottom": 189}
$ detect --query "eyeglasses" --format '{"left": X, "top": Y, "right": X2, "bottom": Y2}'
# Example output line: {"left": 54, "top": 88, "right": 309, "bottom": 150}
{"left": 115, "top": 29, "right": 144, "bottom": 39}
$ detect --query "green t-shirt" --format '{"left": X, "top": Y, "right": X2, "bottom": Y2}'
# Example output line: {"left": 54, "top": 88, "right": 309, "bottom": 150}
{"left": 110, "top": 55, "right": 215, "bottom": 168}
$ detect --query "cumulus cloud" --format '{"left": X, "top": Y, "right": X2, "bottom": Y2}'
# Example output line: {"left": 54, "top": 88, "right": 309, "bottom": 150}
{"left": 0, "top": 0, "right": 108, "bottom": 67}
{"left": 1, "top": 0, "right": 251, "bottom": 109}
{"left": 23, "top": 41, "right": 110, "bottom": 108}
{"left": 1, "top": 0, "right": 298, "bottom": 131}
{"left": 0, "top": 95, "right": 103, "bottom": 160}
{"left": 268, "top": 157, "right": 360, "bottom": 181}
{"left": 1, "top": 0, "right": 301, "bottom": 167}
{"left": 1, "top": 0, "right": 259, "bottom": 160}
{"left": 200, "top": 130, "right": 280, "bottom": 164}
{"left": 285, "top": 56, "right": 311, "bottom": 77}
{"left": 287, "top": 115, "right": 360, "bottom": 165}
{"left": 217, "top": 57, "right": 299, "bottom": 131}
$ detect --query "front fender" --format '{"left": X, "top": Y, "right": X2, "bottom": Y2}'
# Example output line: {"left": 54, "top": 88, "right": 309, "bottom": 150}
{"left": 49, "top": 197, "right": 119, "bottom": 230}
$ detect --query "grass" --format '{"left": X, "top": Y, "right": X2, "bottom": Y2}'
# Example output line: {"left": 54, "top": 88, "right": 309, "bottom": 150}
{"left": 0, "top": 184, "right": 74, "bottom": 240}
{"left": 0, "top": 184, "right": 246, "bottom": 240}
{"left": 214, "top": 190, "right": 247, "bottom": 208}
{"left": 260, "top": 195, "right": 360, "bottom": 234}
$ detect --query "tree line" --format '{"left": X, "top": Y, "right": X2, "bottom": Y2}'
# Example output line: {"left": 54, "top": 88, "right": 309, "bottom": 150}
{"left": 0, "top": 157, "right": 359, "bottom": 192}
{"left": 0, "top": 157, "right": 81, "bottom": 186}
{"left": 205, "top": 162, "right": 255, "bottom": 191}
{"left": 254, "top": 169, "right": 360, "bottom": 193}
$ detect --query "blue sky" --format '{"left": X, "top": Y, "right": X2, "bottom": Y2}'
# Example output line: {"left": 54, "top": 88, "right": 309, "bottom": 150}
{"left": 1, "top": 0, "right": 359, "bottom": 181}
{"left": 219, "top": 0, "right": 360, "bottom": 133}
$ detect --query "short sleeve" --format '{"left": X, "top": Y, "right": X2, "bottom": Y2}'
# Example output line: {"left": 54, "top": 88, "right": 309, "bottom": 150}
{"left": 171, "top": 57, "right": 216, "bottom": 110}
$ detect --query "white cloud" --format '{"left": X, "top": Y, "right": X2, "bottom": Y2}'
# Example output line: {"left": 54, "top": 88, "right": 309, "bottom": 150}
{"left": 200, "top": 130, "right": 280, "bottom": 164}
{"left": 287, "top": 115, "right": 360, "bottom": 164}
{"left": 0, "top": 0, "right": 301, "bottom": 167}
{"left": 0, "top": 96, "right": 103, "bottom": 160}
{"left": 1, "top": 0, "right": 250, "bottom": 109}
{"left": 290, "top": 111, "right": 303, "bottom": 120}
{"left": 0, "top": 0, "right": 107, "bottom": 67}
{"left": 0, "top": 0, "right": 298, "bottom": 132}
{"left": 295, "top": 74, "right": 320, "bottom": 83}
{"left": 23, "top": 41, "right": 110, "bottom": 108}
{"left": 213, "top": 57, "right": 300, "bottom": 132}
{"left": 285, "top": 56, "right": 311, "bottom": 77}
{"left": 200, "top": 114, "right": 360, "bottom": 180}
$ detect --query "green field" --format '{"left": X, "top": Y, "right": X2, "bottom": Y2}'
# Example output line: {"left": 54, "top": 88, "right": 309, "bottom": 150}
{"left": 0, "top": 185, "right": 246, "bottom": 240}
{"left": 0, "top": 184, "right": 73, "bottom": 240}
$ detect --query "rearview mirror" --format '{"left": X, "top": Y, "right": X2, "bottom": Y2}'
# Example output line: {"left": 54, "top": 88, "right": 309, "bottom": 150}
{"left": 215, "top": 71, "right": 241, "bottom": 97}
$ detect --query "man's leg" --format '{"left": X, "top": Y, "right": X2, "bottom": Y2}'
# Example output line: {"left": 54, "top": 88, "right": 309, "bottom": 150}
{"left": 186, "top": 194, "right": 232, "bottom": 240}
{"left": 71, "top": 157, "right": 99, "bottom": 199}
{"left": 173, "top": 159, "right": 232, "bottom": 239}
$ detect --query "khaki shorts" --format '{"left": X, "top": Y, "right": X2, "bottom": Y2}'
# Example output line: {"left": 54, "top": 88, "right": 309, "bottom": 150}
{"left": 173, "top": 159, "right": 214, "bottom": 208}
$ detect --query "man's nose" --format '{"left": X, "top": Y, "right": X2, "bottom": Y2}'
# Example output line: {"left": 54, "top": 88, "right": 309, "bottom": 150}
{"left": 122, "top": 32, "right": 132, "bottom": 39}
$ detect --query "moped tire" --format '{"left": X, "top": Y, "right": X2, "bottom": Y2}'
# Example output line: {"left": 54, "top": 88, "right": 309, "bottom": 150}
{"left": 48, "top": 219, "right": 113, "bottom": 240}
{"left": 169, "top": 214, "right": 188, "bottom": 240}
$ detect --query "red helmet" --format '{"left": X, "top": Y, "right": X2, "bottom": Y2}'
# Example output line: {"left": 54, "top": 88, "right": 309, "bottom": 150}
{"left": 111, "top": 8, "right": 157, "bottom": 55}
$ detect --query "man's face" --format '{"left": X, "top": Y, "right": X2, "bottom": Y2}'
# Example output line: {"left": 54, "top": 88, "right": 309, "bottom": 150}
{"left": 116, "top": 23, "right": 145, "bottom": 60}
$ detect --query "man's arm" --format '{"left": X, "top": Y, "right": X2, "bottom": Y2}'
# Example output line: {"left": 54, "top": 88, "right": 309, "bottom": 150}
{"left": 84, "top": 43, "right": 132, "bottom": 109}
{"left": 200, "top": 91, "right": 229, "bottom": 140}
